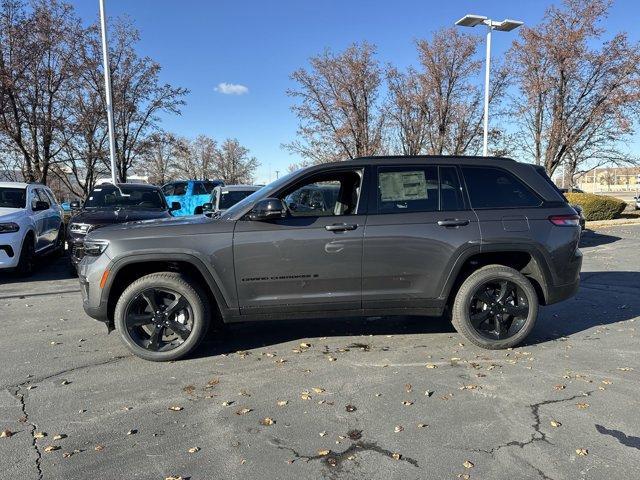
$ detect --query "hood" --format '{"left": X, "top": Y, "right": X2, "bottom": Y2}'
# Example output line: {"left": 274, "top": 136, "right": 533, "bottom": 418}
{"left": 70, "top": 208, "right": 171, "bottom": 225}
{"left": 86, "top": 213, "right": 234, "bottom": 242}
{"left": 0, "top": 207, "right": 24, "bottom": 221}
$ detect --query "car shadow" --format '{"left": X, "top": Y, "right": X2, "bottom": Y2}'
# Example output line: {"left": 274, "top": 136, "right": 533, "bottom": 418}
{"left": 0, "top": 253, "right": 75, "bottom": 285}
{"left": 194, "top": 270, "right": 640, "bottom": 358}
{"left": 580, "top": 229, "right": 622, "bottom": 247}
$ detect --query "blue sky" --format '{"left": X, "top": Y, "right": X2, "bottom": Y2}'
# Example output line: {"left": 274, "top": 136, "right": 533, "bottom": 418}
{"left": 72, "top": 0, "right": 640, "bottom": 183}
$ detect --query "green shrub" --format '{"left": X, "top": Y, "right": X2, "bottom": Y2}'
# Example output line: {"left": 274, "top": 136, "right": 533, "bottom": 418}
{"left": 564, "top": 193, "right": 626, "bottom": 221}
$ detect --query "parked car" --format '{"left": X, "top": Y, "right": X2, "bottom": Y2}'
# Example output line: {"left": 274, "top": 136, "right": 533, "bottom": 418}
{"left": 200, "top": 185, "right": 262, "bottom": 215}
{"left": 67, "top": 183, "right": 179, "bottom": 270}
{"left": 0, "top": 181, "right": 64, "bottom": 275}
{"left": 162, "top": 180, "right": 224, "bottom": 216}
{"left": 78, "top": 156, "right": 582, "bottom": 361}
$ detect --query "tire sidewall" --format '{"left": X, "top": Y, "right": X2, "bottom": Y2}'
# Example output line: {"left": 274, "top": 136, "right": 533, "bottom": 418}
{"left": 114, "top": 273, "right": 209, "bottom": 361}
{"left": 453, "top": 267, "right": 539, "bottom": 349}
{"left": 17, "top": 233, "right": 35, "bottom": 275}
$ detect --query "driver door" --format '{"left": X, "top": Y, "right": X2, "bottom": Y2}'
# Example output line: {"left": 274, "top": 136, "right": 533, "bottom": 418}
{"left": 233, "top": 167, "right": 367, "bottom": 315}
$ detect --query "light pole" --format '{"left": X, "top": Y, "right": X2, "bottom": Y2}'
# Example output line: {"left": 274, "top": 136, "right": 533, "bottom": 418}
{"left": 455, "top": 14, "right": 523, "bottom": 157}
{"left": 99, "top": 0, "right": 118, "bottom": 185}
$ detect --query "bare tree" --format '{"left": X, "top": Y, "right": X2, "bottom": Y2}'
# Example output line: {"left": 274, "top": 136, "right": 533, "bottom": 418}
{"left": 0, "top": 0, "right": 81, "bottom": 183}
{"left": 176, "top": 134, "right": 217, "bottom": 180}
{"left": 509, "top": 0, "right": 640, "bottom": 176}
{"left": 213, "top": 138, "right": 258, "bottom": 184}
{"left": 285, "top": 42, "right": 384, "bottom": 164}
{"left": 393, "top": 29, "right": 508, "bottom": 157}
{"left": 140, "top": 132, "right": 186, "bottom": 185}
{"left": 95, "top": 19, "right": 188, "bottom": 181}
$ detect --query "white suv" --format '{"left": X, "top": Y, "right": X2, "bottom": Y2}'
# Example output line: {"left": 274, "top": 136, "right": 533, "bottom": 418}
{"left": 0, "top": 182, "right": 64, "bottom": 274}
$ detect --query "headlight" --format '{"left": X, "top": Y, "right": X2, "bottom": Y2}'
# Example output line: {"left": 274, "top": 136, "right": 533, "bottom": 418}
{"left": 0, "top": 222, "right": 20, "bottom": 234}
{"left": 69, "top": 223, "right": 92, "bottom": 234}
{"left": 84, "top": 240, "right": 109, "bottom": 256}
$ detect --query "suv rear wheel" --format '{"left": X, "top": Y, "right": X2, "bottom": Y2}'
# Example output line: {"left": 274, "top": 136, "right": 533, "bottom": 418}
{"left": 451, "top": 265, "right": 538, "bottom": 349}
{"left": 114, "top": 272, "right": 210, "bottom": 361}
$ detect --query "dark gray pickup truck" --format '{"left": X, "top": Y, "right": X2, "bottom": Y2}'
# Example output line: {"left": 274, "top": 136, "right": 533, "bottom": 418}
{"left": 78, "top": 156, "right": 582, "bottom": 361}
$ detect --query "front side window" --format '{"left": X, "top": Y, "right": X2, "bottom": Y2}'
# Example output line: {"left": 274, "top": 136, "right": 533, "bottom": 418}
{"left": 162, "top": 182, "right": 187, "bottom": 196}
{"left": 192, "top": 182, "right": 207, "bottom": 195}
{"left": 377, "top": 166, "right": 439, "bottom": 213}
{"left": 282, "top": 170, "right": 362, "bottom": 217}
{"left": 219, "top": 190, "right": 257, "bottom": 210}
{"left": 0, "top": 187, "right": 26, "bottom": 208}
{"left": 462, "top": 166, "right": 542, "bottom": 209}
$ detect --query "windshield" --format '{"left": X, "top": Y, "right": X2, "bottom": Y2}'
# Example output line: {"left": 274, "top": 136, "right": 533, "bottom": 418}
{"left": 218, "top": 190, "right": 258, "bottom": 209}
{"left": 84, "top": 185, "right": 167, "bottom": 210}
{"left": 223, "top": 171, "right": 298, "bottom": 217}
{"left": 0, "top": 187, "right": 26, "bottom": 208}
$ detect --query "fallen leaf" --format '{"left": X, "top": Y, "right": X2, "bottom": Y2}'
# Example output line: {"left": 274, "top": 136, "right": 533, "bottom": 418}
{"left": 405, "top": 383, "right": 412, "bottom": 393}
{"left": 53, "top": 434, "right": 67, "bottom": 440}
{"left": 458, "top": 475, "right": 470, "bottom": 480}
{"left": 617, "top": 367, "right": 632, "bottom": 371}
{"left": 260, "top": 417, "right": 275, "bottom": 426}
{"left": 236, "top": 408, "right": 252, "bottom": 415}
{"left": 277, "top": 400, "right": 288, "bottom": 407}
{"left": 312, "top": 387, "right": 325, "bottom": 394}
{"left": 460, "top": 385, "right": 479, "bottom": 390}
{"left": 165, "top": 477, "right": 183, "bottom": 480}
{"left": 576, "top": 402, "right": 590, "bottom": 409}
{"left": 463, "top": 460, "right": 474, "bottom": 468}
{"left": 126, "top": 429, "right": 137, "bottom": 435}
{"left": 394, "top": 425, "right": 404, "bottom": 433}
{"left": 550, "top": 420, "right": 562, "bottom": 428}
{"left": 602, "top": 379, "right": 612, "bottom": 385}
{"left": 299, "top": 342, "right": 311, "bottom": 348}
{"left": 221, "top": 401, "right": 234, "bottom": 406}
{"left": 188, "top": 447, "right": 200, "bottom": 453}
{"left": 554, "top": 384, "right": 566, "bottom": 390}
{"left": 94, "top": 444, "right": 105, "bottom": 451}
{"left": 44, "top": 445, "right": 60, "bottom": 452}
{"left": 402, "top": 401, "right": 413, "bottom": 406}
{"left": 168, "top": 406, "right": 183, "bottom": 411}
{"left": 1, "top": 429, "right": 13, "bottom": 438}
{"left": 319, "top": 431, "right": 327, "bottom": 437}
{"left": 425, "top": 390, "right": 433, "bottom": 397}
{"left": 34, "top": 432, "right": 47, "bottom": 439}
{"left": 417, "top": 423, "right": 428, "bottom": 428}
{"left": 391, "top": 452, "right": 402, "bottom": 460}
{"left": 327, "top": 356, "right": 337, "bottom": 362}
{"left": 576, "top": 448, "right": 588, "bottom": 456}
{"left": 61, "top": 380, "right": 70, "bottom": 386}
{"left": 426, "top": 364, "right": 437, "bottom": 369}
{"left": 317, "top": 449, "right": 330, "bottom": 456}
{"left": 300, "top": 393, "right": 311, "bottom": 401}
{"left": 345, "top": 404, "right": 357, "bottom": 412}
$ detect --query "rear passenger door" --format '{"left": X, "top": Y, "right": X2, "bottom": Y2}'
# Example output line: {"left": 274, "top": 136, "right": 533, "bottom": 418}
{"left": 362, "top": 165, "right": 481, "bottom": 309}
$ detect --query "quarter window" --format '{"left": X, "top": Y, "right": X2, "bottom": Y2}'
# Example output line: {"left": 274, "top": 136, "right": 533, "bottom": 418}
{"left": 462, "top": 166, "right": 541, "bottom": 209}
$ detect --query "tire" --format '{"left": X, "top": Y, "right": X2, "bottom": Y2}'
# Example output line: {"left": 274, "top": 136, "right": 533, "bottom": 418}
{"left": 114, "top": 272, "right": 210, "bottom": 361}
{"left": 16, "top": 233, "right": 35, "bottom": 276}
{"left": 451, "top": 265, "right": 539, "bottom": 350}
{"left": 53, "top": 226, "right": 65, "bottom": 257}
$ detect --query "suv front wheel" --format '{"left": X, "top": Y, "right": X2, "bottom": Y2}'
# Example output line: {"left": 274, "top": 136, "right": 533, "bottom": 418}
{"left": 114, "top": 272, "right": 210, "bottom": 361}
{"left": 451, "top": 265, "right": 539, "bottom": 349}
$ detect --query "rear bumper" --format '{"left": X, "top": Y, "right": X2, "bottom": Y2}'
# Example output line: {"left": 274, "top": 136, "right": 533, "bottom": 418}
{"left": 545, "top": 278, "right": 580, "bottom": 305}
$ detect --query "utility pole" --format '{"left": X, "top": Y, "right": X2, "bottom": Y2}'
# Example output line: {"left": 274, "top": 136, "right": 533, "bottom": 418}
{"left": 99, "top": 0, "right": 118, "bottom": 185}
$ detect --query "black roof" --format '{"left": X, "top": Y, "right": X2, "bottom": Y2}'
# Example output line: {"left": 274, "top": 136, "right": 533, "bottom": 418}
{"left": 96, "top": 183, "right": 161, "bottom": 190}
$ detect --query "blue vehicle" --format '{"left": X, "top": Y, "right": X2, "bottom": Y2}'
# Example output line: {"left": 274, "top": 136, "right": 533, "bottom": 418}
{"left": 162, "top": 180, "right": 224, "bottom": 216}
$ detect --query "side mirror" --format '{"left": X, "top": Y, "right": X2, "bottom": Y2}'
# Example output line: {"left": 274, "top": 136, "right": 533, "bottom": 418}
{"left": 248, "top": 198, "right": 286, "bottom": 221}
{"left": 202, "top": 202, "right": 213, "bottom": 213}
{"left": 33, "top": 200, "right": 49, "bottom": 211}
{"left": 70, "top": 200, "right": 81, "bottom": 210}
{"left": 169, "top": 201, "right": 181, "bottom": 212}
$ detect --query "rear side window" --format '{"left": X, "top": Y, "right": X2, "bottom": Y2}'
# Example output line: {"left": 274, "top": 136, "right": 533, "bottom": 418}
{"left": 192, "top": 182, "right": 207, "bottom": 195}
{"left": 439, "top": 166, "right": 465, "bottom": 211}
{"left": 462, "top": 166, "right": 542, "bottom": 209}
{"left": 377, "top": 166, "right": 439, "bottom": 213}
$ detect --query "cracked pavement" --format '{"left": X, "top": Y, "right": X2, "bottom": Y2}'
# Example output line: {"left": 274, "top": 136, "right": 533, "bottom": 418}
{"left": 0, "top": 225, "right": 639, "bottom": 479}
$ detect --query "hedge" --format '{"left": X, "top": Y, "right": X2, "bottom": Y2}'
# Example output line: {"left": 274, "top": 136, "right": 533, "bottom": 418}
{"left": 564, "top": 192, "right": 627, "bottom": 221}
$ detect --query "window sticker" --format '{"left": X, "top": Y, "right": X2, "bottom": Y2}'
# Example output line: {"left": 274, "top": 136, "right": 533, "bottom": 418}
{"left": 379, "top": 171, "right": 428, "bottom": 202}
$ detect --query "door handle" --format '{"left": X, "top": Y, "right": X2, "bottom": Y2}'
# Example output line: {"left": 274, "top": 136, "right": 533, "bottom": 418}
{"left": 325, "top": 223, "right": 358, "bottom": 232}
{"left": 437, "top": 219, "right": 469, "bottom": 227}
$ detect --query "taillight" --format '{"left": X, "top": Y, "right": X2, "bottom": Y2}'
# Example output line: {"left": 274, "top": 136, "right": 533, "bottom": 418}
{"left": 548, "top": 215, "right": 580, "bottom": 226}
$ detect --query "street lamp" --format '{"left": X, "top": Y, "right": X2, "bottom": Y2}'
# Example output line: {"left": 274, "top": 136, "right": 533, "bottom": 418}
{"left": 99, "top": 0, "right": 118, "bottom": 185}
{"left": 455, "top": 14, "right": 523, "bottom": 157}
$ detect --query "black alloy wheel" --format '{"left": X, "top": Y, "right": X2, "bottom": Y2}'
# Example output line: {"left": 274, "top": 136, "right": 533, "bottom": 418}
{"left": 468, "top": 279, "right": 529, "bottom": 340}
{"left": 124, "top": 287, "right": 194, "bottom": 352}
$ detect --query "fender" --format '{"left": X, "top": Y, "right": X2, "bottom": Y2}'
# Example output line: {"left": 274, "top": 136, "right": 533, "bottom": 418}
{"left": 438, "top": 242, "right": 554, "bottom": 305}
{"left": 101, "top": 250, "right": 236, "bottom": 320}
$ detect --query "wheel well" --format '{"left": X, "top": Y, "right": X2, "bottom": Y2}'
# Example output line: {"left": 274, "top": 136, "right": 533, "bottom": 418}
{"left": 446, "top": 251, "right": 547, "bottom": 307}
{"left": 106, "top": 260, "right": 221, "bottom": 328}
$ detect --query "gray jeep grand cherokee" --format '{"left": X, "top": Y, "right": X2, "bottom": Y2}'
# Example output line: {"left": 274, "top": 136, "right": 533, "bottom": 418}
{"left": 78, "top": 156, "right": 582, "bottom": 361}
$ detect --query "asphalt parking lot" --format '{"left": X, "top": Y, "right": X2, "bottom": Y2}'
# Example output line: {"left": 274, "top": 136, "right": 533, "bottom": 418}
{"left": 1, "top": 225, "right": 639, "bottom": 480}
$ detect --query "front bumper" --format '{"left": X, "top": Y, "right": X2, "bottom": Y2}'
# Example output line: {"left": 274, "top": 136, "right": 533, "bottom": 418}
{"left": 78, "top": 251, "right": 111, "bottom": 323}
{"left": 0, "top": 231, "right": 23, "bottom": 269}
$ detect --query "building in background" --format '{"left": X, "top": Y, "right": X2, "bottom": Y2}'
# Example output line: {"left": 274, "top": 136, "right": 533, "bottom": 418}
{"left": 573, "top": 166, "right": 640, "bottom": 193}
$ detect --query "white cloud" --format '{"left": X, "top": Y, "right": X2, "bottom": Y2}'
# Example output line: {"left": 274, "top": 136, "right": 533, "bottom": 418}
{"left": 215, "top": 82, "right": 249, "bottom": 95}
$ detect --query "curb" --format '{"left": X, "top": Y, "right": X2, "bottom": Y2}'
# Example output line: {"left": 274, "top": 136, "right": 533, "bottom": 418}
{"left": 587, "top": 218, "right": 640, "bottom": 229}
